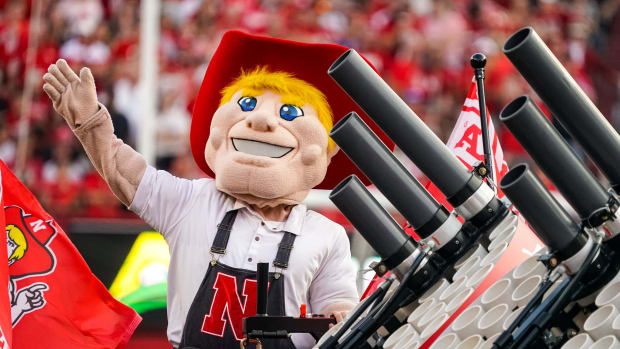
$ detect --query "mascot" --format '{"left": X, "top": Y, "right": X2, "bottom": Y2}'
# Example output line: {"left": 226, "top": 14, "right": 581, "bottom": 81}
{"left": 42, "top": 31, "right": 391, "bottom": 348}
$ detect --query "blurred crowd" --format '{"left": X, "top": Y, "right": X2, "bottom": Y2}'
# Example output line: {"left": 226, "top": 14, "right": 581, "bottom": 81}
{"left": 0, "top": 0, "right": 619, "bottom": 223}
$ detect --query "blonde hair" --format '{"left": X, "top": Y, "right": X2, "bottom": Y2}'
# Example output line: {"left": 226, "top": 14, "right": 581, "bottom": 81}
{"left": 6, "top": 224, "right": 27, "bottom": 263}
{"left": 220, "top": 66, "right": 335, "bottom": 150}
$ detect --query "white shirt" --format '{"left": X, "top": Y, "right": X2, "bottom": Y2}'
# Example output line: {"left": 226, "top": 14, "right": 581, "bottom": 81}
{"left": 129, "top": 166, "right": 358, "bottom": 348}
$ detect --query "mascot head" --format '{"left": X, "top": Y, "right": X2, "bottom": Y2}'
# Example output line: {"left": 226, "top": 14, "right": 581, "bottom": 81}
{"left": 191, "top": 31, "right": 393, "bottom": 207}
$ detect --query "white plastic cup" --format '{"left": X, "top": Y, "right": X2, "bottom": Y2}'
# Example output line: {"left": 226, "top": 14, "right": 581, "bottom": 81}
{"left": 481, "top": 278, "right": 514, "bottom": 311}
{"left": 488, "top": 226, "right": 516, "bottom": 251}
{"left": 560, "top": 333, "right": 594, "bottom": 349}
{"left": 502, "top": 307, "right": 523, "bottom": 332}
{"left": 512, "top": 275, "right": 542, "bottom": 308}
{"left": 596, "top": 281, "right": 620, "bottom": 309}
{"left": 420, "top": 313, "right": 450, "bottom": 341}
{"left": 455, "top": 334, "right": 484, "bottom": 349}
{"left": 489, "top": 216, "right": 518, "bottom": 241}
{"left": 477, "top": 303, "right": 510, "bottom": 338}
{"left": 408, "top": 298, "right": 436, "bottom": 326}
{"left": 480, "top": 333, "right": 501, "bottom": 349}
{"left": 416, "top": 301, "right": 446, "bottom": 331}
{"left": 613, "top": 314, "right": 620, "bottom": 339}
{"left": 419, "top": 278, "right": 449, "bottom": 304}
{"left": 455, "top": 244, "right": 488, "bottom": 270}
{"left": 481, "top": 242, "right": 509, "bottom": 267}
{"left": 440, "top": 277, "right": 468, "bottom": 304}
{"left": 430, "top": 333, "right": 461, "bottom": 349}
{"left": 383, "top": 323, "right": 415, "bottom": 349}
{"left": 590, "top": 335, "right": 620, "bottom": 349}
{"left": 584, "top": 304, "right": 619, "bottom": 341}
{"left": 452, "top": 305, "right": 484, "bottom": 340}
{"left": 511, "top": 255, "right": 547, "bottom": 282}
{"left": 402, "top": 339, "right": 421, "bottom": 349}
{"left": 446, "top": 287, "right": 475, "bottom": 315}
{"left": 453, "top": 256, "right": 482, "bottom": 282}
{"left": 466, "top": 263, "right": 494, "bottom": 289}
{"left": 394, "top": 330, "right": 420, "bottom": 349}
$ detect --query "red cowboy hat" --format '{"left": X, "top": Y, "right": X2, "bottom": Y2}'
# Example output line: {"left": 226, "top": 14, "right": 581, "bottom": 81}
{"left": 191, "top": 30, "right": 395, "bottom": 189}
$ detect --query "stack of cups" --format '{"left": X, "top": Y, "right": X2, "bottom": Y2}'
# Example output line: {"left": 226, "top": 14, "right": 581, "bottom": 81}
{"left": 511, "top": 255, "right": 547, "bottom": 282}
{"left": 455, "top": 334, "right": 484, "bottom": 349}
{"left": 451, "top": 305, "right": 484, "bottom": 340}
{"left": 418, "top": 279, "right": 449, "bottom": 304}
{"left": 480, "top": 278, "right": 514, "bottom": 311}
{"left": 488, "top": 225, "right": 516, "bottom": 251}
{"left": 560, "top": 333, "right": 593, "bottom": 349}
{"left": 454, "top": 244, "right": 488, "bottom": 271}
{"left": 429, "top": 333, "right": 460, "bottom": 349}
{"left": 512, "top": 275, "right": 542, "bottom": 308}
{"left": 382, "top": 323, "right": 418, "bottom": 349}
{"left": 583, "top": 304, "right": 620, "bottom": 347}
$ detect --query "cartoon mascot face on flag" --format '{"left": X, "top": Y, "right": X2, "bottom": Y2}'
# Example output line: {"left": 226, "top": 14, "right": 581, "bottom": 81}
{"left": 4, "top": 205, "right": 57, "bottom": 325}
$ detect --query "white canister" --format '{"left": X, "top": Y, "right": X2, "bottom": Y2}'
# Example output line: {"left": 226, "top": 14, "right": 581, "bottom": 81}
{"left": 440, "top": 277, "right": 468, "bottom": 304}
{"left": 419, "top": 278, "right": 449, "bottom": 304}
{"left": 481, "top": 242, "right": 509, "bottom": 268}
{"left": 584, "top": 304, "right": 619, "bottom": 341}
{"left": 452, "top": 305, "right": 484, "bottom": 340}
{"left": 415, "top": 301, "right": 446, "bottom": 331}
{"left": 382, "top": 323, "right": 415, "bottom": 349}
{"left": 477, "top": 303, "right": 510, "bottom": 338}
{"left": 590, "top": 335, "right": 620, "bottom": 349}
{"left": 408, "top": 298, "right": 436, "bottom": 327}
{"left": 429, "top": 333, "right": 460, "bottom": 349}
{"left": 560, "top": 333, "right": 594, "bottom": 349}
{"left": 596, "top": 280, "right": 620, "bottom": 309}
{"left": 455, "top": 334, "right": 484, "bottom": 349}
{"left": 480, "top": 278, "right": 514, "bottom": 311}
{"left": 455, "top": 244, "right": 488, "bottom": 270}
{"left": 466, "top": 264, "right": 494, "bottom": 289}
{"left": 446, "top": 287, "right": 475, "bottom": 315}
{"left": 512, "top": 275, "right": 542, "bottom": 308}
{"left": 511, "top": 255, "right": 547, "bottom": 282}
{"left": 419, "top": 313, "right": 450, "bottom": 341}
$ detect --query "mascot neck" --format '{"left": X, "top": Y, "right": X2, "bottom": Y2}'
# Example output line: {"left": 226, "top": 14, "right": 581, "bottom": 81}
{"left": 218, "top": 186, "right": 310, "bottom": 221}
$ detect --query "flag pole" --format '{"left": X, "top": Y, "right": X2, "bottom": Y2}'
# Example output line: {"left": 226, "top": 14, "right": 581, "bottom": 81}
{"left": 470, "top": 53, "right": 496, "bottom": 190}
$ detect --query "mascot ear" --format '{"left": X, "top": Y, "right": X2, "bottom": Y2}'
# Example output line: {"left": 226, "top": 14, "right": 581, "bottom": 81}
{"left": 326, "top": 143, "right": 339, "bottom": 161}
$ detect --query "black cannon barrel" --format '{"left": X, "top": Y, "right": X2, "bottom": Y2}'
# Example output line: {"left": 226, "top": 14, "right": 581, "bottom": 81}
{"left": 330, "top": 112, "right": 449, "bottom": 237}
{"left": 500, "top": 96, "right": 609, "bottom": 220}
{"left": 500, "top": 164, "right": 586, "bottom": 260}
{"left": 330, "top": 175, "right": 416, "bottom": 265}
{"left": 328, "top": 50, "right": 475, "bottom": 200}
{"left": 504, "top": 27, "right": 620, "bottom": 191}
{"left": 256, "top": 262, "right": 269, "bottom": 316}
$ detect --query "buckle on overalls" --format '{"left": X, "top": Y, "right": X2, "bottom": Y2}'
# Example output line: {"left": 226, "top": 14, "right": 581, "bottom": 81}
{"left": 240, "top": 337, "right": 262, "bottom": 349}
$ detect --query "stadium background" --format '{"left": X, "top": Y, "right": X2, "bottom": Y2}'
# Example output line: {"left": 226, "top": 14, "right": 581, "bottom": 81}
{"left": 1, "top": 0, "right": 620, "bottom": 347}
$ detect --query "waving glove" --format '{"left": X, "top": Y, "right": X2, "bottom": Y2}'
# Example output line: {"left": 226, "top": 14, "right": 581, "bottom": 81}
{"left": 43, "top": 59, "right": 146, "bottom": 206}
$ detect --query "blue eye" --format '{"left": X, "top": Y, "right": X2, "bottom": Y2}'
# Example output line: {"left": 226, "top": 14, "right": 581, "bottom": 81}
{"left": 280, "top": 104, "right": 304, "bottom": 121}
{"left": 238, "top": 96, "right": 257, "bottom": 111}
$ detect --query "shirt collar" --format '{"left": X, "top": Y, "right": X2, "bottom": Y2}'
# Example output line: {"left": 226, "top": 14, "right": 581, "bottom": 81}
{"left": 230, "top": 200, "right": 306, "bottom": 235}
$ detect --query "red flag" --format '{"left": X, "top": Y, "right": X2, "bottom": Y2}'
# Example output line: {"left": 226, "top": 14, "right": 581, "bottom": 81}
{"left": 426, "top": 78, "right": 509, "bottom": 209}
{"left": 1, "top": 160, "right": 141, "bottom": 348}
{"left": 0, "top": 168, "right": 12, "bottom": 349}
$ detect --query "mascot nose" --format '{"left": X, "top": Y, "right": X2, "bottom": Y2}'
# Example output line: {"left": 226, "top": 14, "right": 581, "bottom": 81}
{"left": 245, "top": 111, "right": 278, "bottom": 132}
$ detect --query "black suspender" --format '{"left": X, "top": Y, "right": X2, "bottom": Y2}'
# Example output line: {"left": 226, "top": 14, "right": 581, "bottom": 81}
{"left": 210, "top": 210, "right": 238, "bottom": 254}
{"left": 273, "top": 232, "right": 296, "bottom": 269}
{"left": 210, "top": 209, "right": 297, "bottom": 270}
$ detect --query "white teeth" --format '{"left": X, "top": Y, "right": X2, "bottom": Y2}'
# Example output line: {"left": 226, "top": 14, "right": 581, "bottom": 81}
{"left": 232, "top": 138, "right": 293, "bottom": 158}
